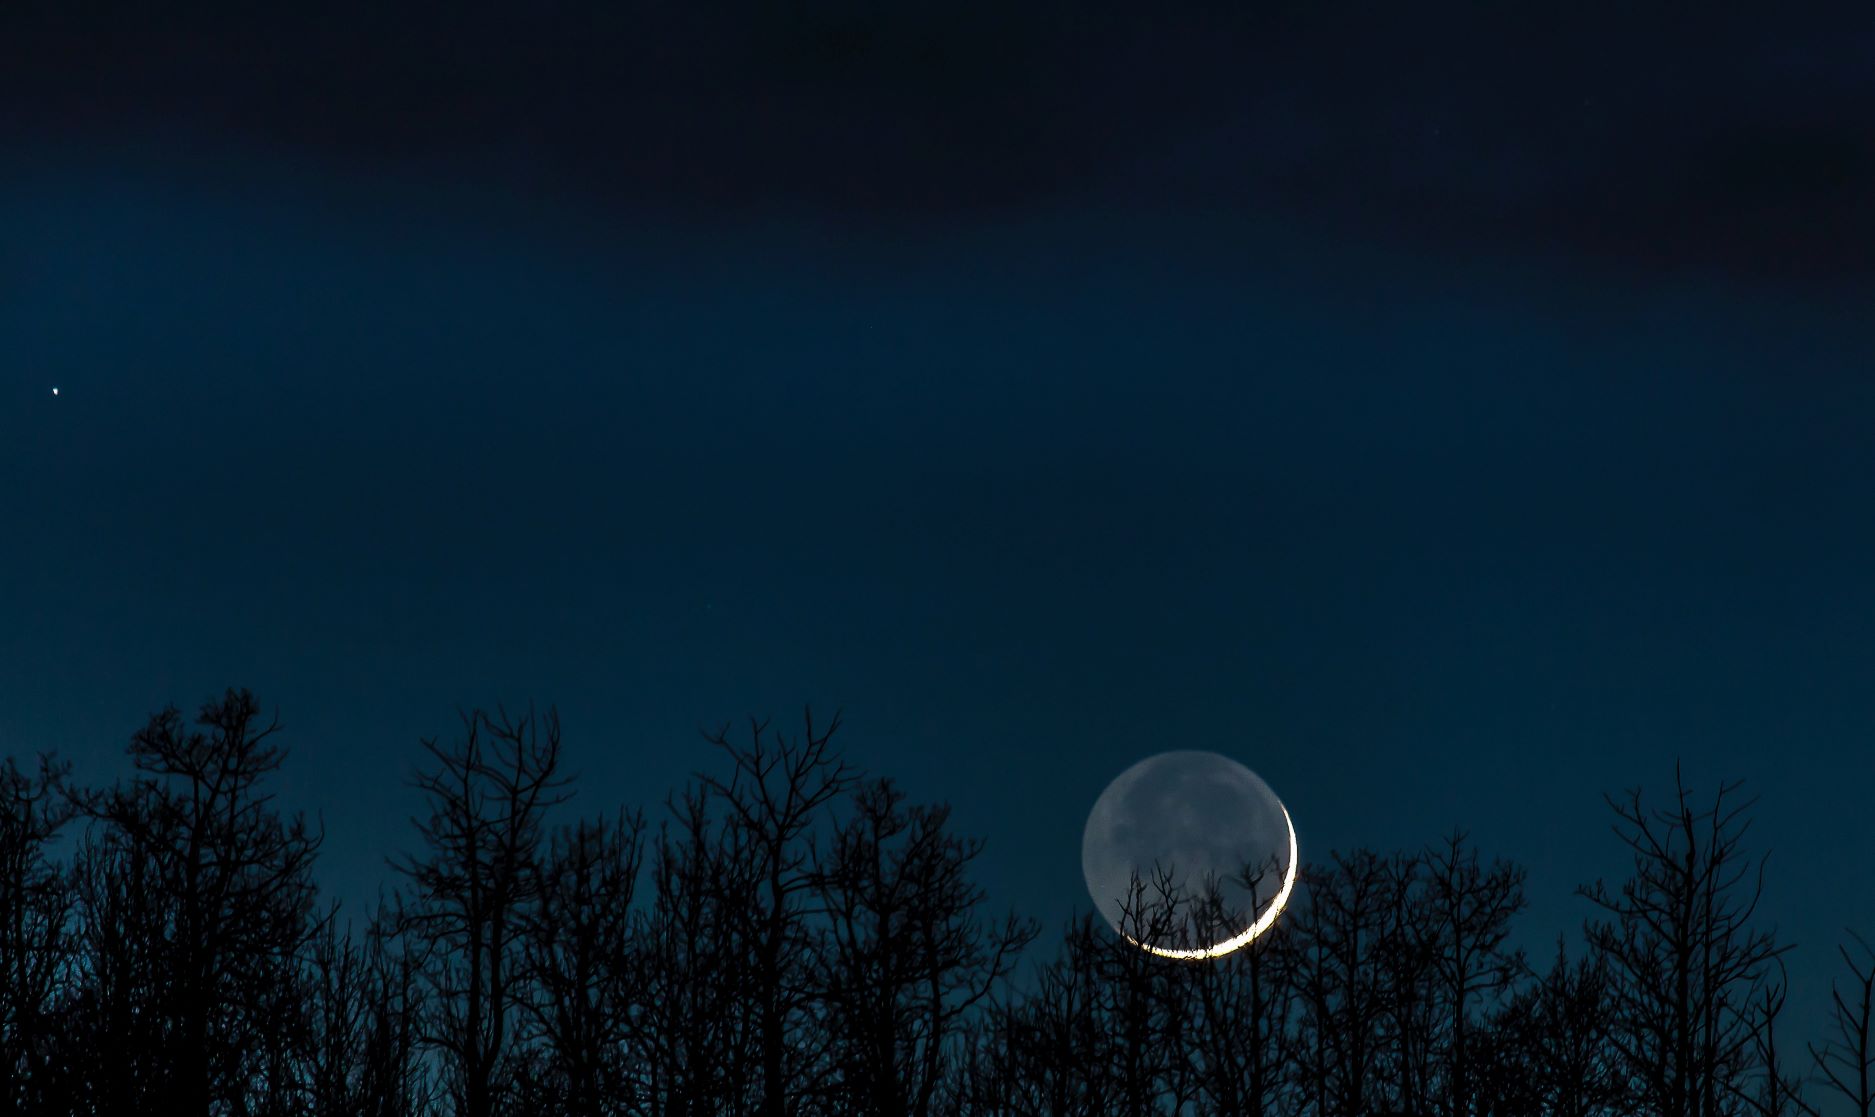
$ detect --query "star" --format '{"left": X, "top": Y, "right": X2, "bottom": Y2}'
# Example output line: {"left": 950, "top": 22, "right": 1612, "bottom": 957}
{"left": 51, "top": 387, "right": 58, "bottom": 396}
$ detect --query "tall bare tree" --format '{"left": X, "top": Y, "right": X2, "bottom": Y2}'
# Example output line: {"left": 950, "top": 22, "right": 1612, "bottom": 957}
{"left": 65, "top": 689, "right": 324, "bottom": 1114}
{"left": 1180, "top": 856, "right": 1296, "bottom": 1117}
{"left": 1289, "top": 849, "right": 1397, "bottom": 1117}
{"left": 1378, "top": 851, "right": 1437, "bottom": 1117}
{"left": 393, "top": 705, "right": 570, "bottom": 1117}
{"left": 813, "top": 777, "right": 1036, "bottom": 1117}
{"left": 966, "top": 913, "right": 1119, "bottom": 1117}
{"left": 519, "top": 808, "right": 646, "bottom": 1116}
{"left": 305, "top": 907, "right": 370, "bottom": 1114}
{"left": 1479, "top": 941, "right": 1623, "bottom": 1117}
{"left": 0, "top": 754, "right": 77, "bottom": 1114}
{"left": 304, "top": 900, "right": 436, "bottom": 1117}
{"left": 698, "top": 711, "right": 857, "bottom": 1117}
{"left": 1580, "top": 767, "right": 1788, "bottom": 1117}
{"left": 632, "top": 785, "right": 759, "bottom": 1117}
{"left": 1415, "top": 831, "right": 1528, "bottom": 1117}
{"left": 61, "top": 813, "right": 178, "bottom": 1112}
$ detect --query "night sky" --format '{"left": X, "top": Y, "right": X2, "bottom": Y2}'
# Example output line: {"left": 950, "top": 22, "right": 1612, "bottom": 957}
{"left": 5, "top": 0, "right": 1875, "bottom": 1047}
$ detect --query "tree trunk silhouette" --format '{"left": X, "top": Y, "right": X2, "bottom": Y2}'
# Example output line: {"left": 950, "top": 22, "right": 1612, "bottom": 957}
{"left": 813, "top": 777, "right": 1036, "bottom": 1117}
{"left": 69, "top": 689, "right": 322, "bottom": 1114}
{"left": 1481, "top": 940, "right": 1622, "bottom": 1117}
{"left": 1181, "top": 855, "right": 1295, "bottom": 1117}
{"left": 521, "top": 808, "right": 646, "bottom": 1116}
{"left": 698, "top": 710, "right": 856, "bottom": 1117}
{"left": 1414, "top": 830, "right": 1527, "bottom": 1117}
{"left": 0, "top": 755, "right": 76, "bottom": 1114}
{"left": 1290, "top": 849, "right": 1394, "bottom": 1117}
{"left": 633, "top": 784, "right": 758, "bottom": 1117}
{"left": 1580, "top": 766, "right": 1787, "bottom": 1117}
{"left": 392, "top": 704, "right": 569, "bottom": 1117}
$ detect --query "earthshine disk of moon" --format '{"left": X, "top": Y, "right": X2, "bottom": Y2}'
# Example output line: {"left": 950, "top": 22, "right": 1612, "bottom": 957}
{"left": 1081, "top": 750, "right": 1298, "bottom": 959}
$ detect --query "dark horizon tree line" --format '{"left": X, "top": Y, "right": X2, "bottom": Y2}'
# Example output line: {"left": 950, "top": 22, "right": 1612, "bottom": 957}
{"left": 0, "top": 685, "right": 1870, "bottom": 1117}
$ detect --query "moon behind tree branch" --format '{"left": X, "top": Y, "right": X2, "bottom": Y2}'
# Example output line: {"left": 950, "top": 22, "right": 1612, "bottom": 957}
{"left": 1125, "top": 801, "right": 1297, "bottom": 959}
{"left": 1081, "top": 750, "right": 1298, "bottom": 960}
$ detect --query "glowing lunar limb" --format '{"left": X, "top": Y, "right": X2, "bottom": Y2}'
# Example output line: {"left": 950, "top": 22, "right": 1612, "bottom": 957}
{"left": 1124, "top": 802, "right": 1298, "bottom": 959}
{"left": 1081, "top": 750, "right": 1298, "bottom": 959}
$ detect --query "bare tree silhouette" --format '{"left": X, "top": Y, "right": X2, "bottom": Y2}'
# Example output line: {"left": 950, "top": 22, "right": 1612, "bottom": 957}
{"left": 1481, "top": 940, "right": 1623, "bottom": 1117}
{"left": 697, "top": 710, "right": 857, "bottom": 1117}
{"left": 1372, "top": 851, "right": 1437, "bottom": 1117}
{"left": 1580, "top": 766, "right": 1789, "bottom": 1117}
{"left": 65, "top": 689, "right": 323, "bottom": 1114}
{"left": 0, "top": 700, "right": 1845, "bottom": 1117}
{"left": 62, "top": 809, "right": 180, "bottom": 1112}
{"left": 306, "top": 906, "right": 371, "bottom": 1114}
{"left": 1289, "top": 849, "right": 1397, "bottom": 1117}
{"left": 812, "top": 776, "right": 1037, "bottom": 1117}
{"left": 959, "top": 869, "right": 1196, "bottom": 1117}
{"left": 392, "top": 705, "right": 571, "bottom": 1117}
{"left": 519, "top": 808, "right": 646, "bottom": 1116}
{"left": 1736, "top": 965, "right": 1816, "bottom": 1117}
{"left": 1412, "top": 830, "right": 1527, "bottom": 1117}
{"left": 965, "top": 912, "right": 1115, "bottom": 1117}
{"left": 0, "top": 754, "right": 77, "bottom": 1114}
{"left": 1180, "top": 856, "right": 1296, "bottom": 1117}
{"left": 1811, "top": 932, "right": 1875, "bottom": 1117}
{"left": 306, "top": 900, "right": 437, "bottom": 1117}
{"left": 632, "top": 783, "right": 759, "bottom": 1117}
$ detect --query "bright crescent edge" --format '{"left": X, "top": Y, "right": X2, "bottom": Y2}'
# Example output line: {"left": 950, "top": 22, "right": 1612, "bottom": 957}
{"left": 1122, "top": 800, "right": 1299, "bottom": 960}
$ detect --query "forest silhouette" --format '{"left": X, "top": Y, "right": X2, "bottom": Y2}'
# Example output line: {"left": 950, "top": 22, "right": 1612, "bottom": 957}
{"left": 1, "top": 686, "right": 1868, "bottom": 1117}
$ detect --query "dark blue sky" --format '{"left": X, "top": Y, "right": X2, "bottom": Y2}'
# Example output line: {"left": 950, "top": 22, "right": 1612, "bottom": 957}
{"left": 4, "top": 0, "right": 1875, "bottom": 1054}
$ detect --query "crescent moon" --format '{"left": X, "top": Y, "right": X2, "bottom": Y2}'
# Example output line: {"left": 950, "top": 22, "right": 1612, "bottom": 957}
{"left": 1124, "top": 800, "right": 1299, "bottom": 960}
